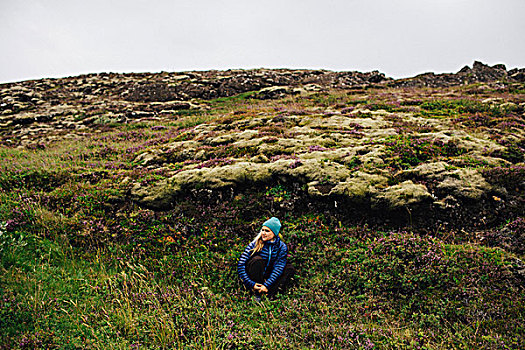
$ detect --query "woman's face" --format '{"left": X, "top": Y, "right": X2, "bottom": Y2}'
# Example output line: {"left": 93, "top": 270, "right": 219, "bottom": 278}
{"left": 261, "top": 226, "right": 276, "bottom": 241}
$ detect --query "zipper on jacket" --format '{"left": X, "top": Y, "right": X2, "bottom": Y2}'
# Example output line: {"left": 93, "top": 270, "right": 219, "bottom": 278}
{"left": 263, "top": 245, "right": 272, "bottom": 278}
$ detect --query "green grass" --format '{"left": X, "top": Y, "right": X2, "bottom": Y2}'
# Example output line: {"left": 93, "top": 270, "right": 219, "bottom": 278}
{"left": 379, "top": 135, "right": 466, "bottom": 169}
{"left": 1, "top": 192, "right": 524, "bottom": 349}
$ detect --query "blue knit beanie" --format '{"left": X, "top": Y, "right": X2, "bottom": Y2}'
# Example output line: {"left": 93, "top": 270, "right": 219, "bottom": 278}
{"left": 263, "top": 217, "right": 281, "bottom": 236}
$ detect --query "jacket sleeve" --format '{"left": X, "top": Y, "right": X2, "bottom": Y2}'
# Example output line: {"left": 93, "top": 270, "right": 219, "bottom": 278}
{"left": 263, "top": 242, "right": 288, "bottom": 288}
{"left": 237, "top": 242, "right": 256, "bottom": 289}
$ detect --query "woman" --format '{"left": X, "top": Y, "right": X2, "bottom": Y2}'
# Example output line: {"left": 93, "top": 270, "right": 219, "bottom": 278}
{"left": 237, "top": 217, "right": 295, "bottom": 300}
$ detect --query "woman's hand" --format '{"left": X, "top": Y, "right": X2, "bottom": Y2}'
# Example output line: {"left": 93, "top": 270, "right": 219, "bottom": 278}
{"left": 253, "top": 283, "right": 268, "bottom": 293}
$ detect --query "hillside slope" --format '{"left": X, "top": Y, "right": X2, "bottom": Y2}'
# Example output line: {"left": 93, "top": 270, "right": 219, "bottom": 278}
{"left": 0, "top": 62, "right": 524, "bottom": 349}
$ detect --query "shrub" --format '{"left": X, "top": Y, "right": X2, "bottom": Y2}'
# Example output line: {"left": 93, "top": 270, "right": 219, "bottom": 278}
{"left": 382, "top": 136, "right": 465, "bottom": 169}
{"left": 482, "top": 217, "right": 525, "bottom": 255}
{"left": 482, "top": 165, "right": 525, "bottom": 190}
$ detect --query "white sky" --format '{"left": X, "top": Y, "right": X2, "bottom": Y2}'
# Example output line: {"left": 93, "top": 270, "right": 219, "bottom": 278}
{"left": 1, "top": 0, "right": 524, "bottom": 83}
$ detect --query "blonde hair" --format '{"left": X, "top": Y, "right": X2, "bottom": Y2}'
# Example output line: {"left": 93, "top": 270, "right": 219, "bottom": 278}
{"left": 250, "top": 232, "right": 264, "bottom": 256}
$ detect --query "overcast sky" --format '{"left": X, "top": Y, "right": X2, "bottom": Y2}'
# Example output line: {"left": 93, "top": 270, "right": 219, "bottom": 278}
{"left": 1, "top": 0, "right": 524, "bottom": 83}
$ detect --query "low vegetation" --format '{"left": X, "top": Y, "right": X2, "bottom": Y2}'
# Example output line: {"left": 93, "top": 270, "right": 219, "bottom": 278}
{"left": 1, "top": 71, "right": 524, "bottom": 348}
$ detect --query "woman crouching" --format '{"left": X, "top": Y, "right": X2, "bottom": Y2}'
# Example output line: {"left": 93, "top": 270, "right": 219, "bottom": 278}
{"left": 237, "top": 217, "right": 295, "bottom": 300}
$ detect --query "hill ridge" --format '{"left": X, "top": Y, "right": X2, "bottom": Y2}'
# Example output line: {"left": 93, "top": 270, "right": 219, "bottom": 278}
{"left": 1, "top": 61, "right": 523, "bottom": 229}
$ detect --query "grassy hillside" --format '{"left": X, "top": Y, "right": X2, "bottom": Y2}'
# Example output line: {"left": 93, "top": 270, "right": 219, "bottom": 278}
{"left": 1, "top": 70, "right": 524, "bottom": 349}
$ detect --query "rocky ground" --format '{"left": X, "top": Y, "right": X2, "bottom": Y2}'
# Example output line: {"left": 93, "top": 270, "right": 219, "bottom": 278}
{"left": 0, "top": 67, "right": 388, "bottom": 146}
{"left": 1, "top": 61, "right": 524, "bottom": 230}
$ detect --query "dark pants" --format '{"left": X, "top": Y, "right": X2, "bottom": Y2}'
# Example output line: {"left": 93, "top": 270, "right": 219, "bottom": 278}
{"left": 245, "top": 256, "right": 296, "bottom": 298}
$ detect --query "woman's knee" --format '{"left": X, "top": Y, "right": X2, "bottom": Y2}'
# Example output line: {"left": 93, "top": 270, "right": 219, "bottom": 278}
{"left": 247, "top": 255, "right": 266, "bottom": 268}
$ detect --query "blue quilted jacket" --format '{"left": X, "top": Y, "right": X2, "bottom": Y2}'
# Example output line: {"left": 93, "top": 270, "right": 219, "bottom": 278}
{"left": 237, "top": 237, "right": 288, "bottom": 289}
